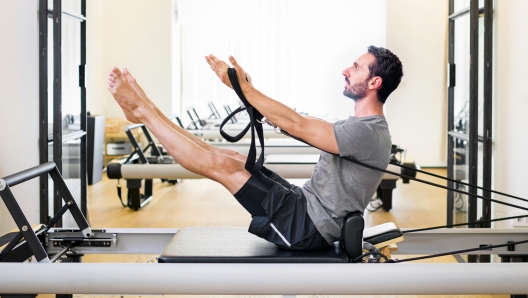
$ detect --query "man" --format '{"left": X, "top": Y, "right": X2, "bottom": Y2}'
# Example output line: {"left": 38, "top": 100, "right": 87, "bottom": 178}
{"left": 107, "top": 45, "right": 403, "bottom": 251}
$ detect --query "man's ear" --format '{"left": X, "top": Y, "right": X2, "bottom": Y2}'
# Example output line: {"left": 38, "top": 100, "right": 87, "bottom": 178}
{"left": 369, "top": 76, "right": 382, "bottom": 90}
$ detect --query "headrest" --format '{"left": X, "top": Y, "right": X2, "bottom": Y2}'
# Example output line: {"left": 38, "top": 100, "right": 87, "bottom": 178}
{"left": 340, "top": 211, "right": 364, "bottom": 262}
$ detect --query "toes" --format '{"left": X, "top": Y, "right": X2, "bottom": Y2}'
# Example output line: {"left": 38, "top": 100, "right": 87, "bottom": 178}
{"left": 111, "top": 67, "right": 124, "bottom": 78}
{"left": 123, "top": 68, "right": 136, "bottom": 83}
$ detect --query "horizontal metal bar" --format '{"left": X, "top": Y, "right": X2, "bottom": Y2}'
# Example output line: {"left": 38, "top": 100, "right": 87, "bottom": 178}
{"left": 449, "top": 7, "right": 485, "bottom": 20}
{"left": 1, "top": 162, "right": 56, "bottom": 187}
{"left": 61, "top": 130, "right": 86, "bottom": 143}
{"left": 190, "top": 127, "right": 288, "bottom": 140}
{"left": 46, "top": 228, "right": 178, "bottom": 255}
{"left": 124, "top": 115, "right": 179, "bottom": 131}
{"left": 448, "top": 130, "right": 484, "bottom": 142}
{"left": 47, "top": 10, "right": 86, "bottom": 21}
{"left": 210, "top": 140, "right": 320, "bottom": 156}
{"left": 108, "top": 161, "right": 404, "bottom": 180}
{"left": 124, "top": 123, "right": 144, "bottom": 131}
{"left": 61, "top": 11, "right": 86, "bottom": 21}
{"left": 47, "top": 130, "right": 87, "bottom": 143}
{"left": 46, "top": 228, "right": 528, "bottom": 256}
{"left": 398, "top": 228, "right": 528, "bottom": 255}
{"left": 1, "top": 263, "right": 528, "bottom": 294}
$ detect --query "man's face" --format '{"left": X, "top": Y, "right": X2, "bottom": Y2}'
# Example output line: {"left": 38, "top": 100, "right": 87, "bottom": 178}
{"left": 342, "top": 53, "right": 376, "bottom": 101}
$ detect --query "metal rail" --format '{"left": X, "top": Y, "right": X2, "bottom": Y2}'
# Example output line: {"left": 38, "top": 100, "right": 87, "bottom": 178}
{"left": 0, "top": 263, "right": 527, "bottom": 295}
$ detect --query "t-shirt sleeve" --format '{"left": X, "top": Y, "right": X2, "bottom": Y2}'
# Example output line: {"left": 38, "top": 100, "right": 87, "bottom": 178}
{"left": 334, "top": 119, "right": 375, "bottom": 159}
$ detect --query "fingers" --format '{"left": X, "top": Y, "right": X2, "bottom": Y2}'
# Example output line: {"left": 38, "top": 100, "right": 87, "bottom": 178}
{"left": 228, "top": 56, "right": 243, "bottom": 72}
{"left": 228, "top": 56, "right": 237, "bottom": 65}
{"left": 228, "top": 56, "right": 247, "bottom": 84}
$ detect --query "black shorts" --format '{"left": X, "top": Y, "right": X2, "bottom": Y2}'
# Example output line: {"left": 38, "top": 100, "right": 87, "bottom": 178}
{"left": 234, "top": 167, "right": 330, "bottom": 251}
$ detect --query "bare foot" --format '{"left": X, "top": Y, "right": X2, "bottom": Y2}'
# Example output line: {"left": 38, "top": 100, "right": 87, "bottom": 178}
{"left": 123, "top": 68, "right": 154, "bottom": 106}
{"left": 107, "top": 67, "right": 146, "bottom": 123}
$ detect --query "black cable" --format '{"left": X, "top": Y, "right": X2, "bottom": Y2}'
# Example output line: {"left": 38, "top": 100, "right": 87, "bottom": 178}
{"left": 352, "top": 251, "right": 389, "bottom": 263}
{"left": 403, "top": 214, "right": 528, "bottom": 233}
{"left": 366, "top": 196, "right": 383, "bottom": 212}
{"left": 454, "top": 184, "right": 466, "bottom": 213}
{"left": 279, "top": 128, "right": 528, "bottom": 212}
{"left": 393, "top": 239, "right": 528, "bottom": 263}
{"left": 391, "top": 160, "right": 528, "bottom": 204}
{"left": 344, "top": 154, "right": 528, "bottom": 211}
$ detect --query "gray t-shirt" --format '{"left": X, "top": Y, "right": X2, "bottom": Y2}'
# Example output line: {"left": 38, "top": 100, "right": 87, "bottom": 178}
{"left": 302, "top": 115, "right": 391, "bottom": 244}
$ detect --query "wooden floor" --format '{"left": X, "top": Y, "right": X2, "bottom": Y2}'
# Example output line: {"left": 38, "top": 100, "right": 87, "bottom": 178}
{"left": 39, "top": 168, "right": 507, "bottom": 298}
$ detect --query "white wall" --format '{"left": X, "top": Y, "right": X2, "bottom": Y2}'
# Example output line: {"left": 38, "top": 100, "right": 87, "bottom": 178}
{"left": 0, "top": 0, "right": 40, "bottom": 235}
{"left": 87, "top": 0, "right": 173, "bottom": 118}
{"left": 178, "top": 0, "right": 386, "bottom": 123}
{"left": 493, "top": 0, "right": 528, "bottom": 228}
{"left": 385, "top": 0, "right": 448, "bottom": 167}
{"left": 88, "top": 1, "right": 447, "bottom": 167}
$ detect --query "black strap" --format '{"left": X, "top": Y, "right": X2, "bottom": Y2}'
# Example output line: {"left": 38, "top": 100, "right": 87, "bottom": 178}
{"left": 116, "top": 180, "right": 128, "bottom": 208}
{"left": 219, "top": 68, "right": 265, "bottom": 174}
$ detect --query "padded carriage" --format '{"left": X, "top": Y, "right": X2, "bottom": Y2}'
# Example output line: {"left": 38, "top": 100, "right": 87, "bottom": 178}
{"left": 158, "top": 212, "right": 403, "bottom": 263}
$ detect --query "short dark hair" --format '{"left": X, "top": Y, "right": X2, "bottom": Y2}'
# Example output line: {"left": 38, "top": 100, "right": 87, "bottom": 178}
{"left": 367, "top": 45, "right": 403, "bottom": 104}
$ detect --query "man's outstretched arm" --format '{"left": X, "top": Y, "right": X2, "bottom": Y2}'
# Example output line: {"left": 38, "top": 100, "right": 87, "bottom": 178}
{"left": 206, "top": 55, "right": 339, "bottom": 154}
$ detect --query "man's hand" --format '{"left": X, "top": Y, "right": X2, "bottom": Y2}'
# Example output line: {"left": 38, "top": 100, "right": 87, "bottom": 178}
{"left": 228, "top": 56, "right": 253, "bottom": 87}
{"left": 205, "top": 55, "right": 252, "bottom": 89}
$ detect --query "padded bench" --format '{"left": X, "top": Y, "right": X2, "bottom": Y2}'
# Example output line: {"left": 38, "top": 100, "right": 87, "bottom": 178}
{"left": 158, "top": 213, "right": 403, "bottom": 263}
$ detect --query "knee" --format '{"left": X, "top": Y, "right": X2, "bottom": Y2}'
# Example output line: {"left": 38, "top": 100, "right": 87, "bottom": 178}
{"left": 210, "top": 153, "right": 246, "bottom": 178}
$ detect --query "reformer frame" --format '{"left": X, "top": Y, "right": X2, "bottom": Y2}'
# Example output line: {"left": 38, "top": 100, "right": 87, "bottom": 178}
{"left": 1, "top": 162, "right": 528, "bottom": 296}
{"left": 5, "top": 149, "right": 519, "bottom": 284}
{"left": 109, "top": 117, "right": 416, "bottom": 212}
{"left": 110, "top": 117, "right": 180, "bottom": 210}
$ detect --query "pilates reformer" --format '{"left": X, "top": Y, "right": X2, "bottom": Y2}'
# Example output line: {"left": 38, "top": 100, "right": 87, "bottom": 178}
{"left": 4, "top": 71, "right": 528, "bottom": 296}
{"left": 185, "top": 103, "right": 339, "bottom": 141}
{"left": 108, "top": 112, "right": 417, "bottom": 211}
{"left": 106, "top": 146, "right": 417, "bottom": 212}
{"left": 106, "top": 117, "right": 185, "bottom": 210}
{"left": 1, "top": 162, "right": 528, "bottom": 296}
{"left": 106, "top": 118, "right": 317, "bottom": 210}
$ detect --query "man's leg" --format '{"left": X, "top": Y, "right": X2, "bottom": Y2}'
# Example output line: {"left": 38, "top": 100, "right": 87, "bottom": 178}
{"left": 107, "top": 67, "right": 251, "bottom": 194}
{"left": 110, "top": 68, "right": 248, "bottom": 163}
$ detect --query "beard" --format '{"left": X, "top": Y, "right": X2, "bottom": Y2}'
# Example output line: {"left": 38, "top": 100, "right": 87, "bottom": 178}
{"left": 343, "top": 79, "right": 369, "bottom": 101}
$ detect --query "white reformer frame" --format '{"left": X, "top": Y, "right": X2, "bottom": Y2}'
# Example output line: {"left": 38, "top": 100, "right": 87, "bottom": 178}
{"left": 204, "top": 139, "right": 321, "bottom": 156}
{"left": 190, "top": 127, "right": 289, "bottom": 140}
{"left": 108, "top": 155, "right": 406, "bottom": 180}
{"left": 1, "top": 228, "right": 528, "bottom": 295}
{"left": 2, "top": 162, "right": 528, "bottom": 296}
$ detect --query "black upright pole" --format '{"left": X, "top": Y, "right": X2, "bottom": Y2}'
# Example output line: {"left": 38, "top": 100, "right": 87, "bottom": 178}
{"left": 53, "top": 0, "right": 63, "bottom": 227}
{"left": 80, "top": 0, "right": 88, "bottom": 216}
{"left": 482, "top": 0, "right": 493, "bottom": 228}
{"left": 468, "top": 0, "right": 479, "bottom": 228}
{"left": 38, "top": 0, "right": 49, "bottom": 224}
{"left": 446, "top": 0, "right": 455, "bottom": 227}
{"left": 467, "top": 0, "right": 479, "bottom": 264}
